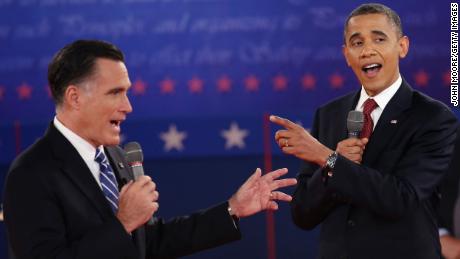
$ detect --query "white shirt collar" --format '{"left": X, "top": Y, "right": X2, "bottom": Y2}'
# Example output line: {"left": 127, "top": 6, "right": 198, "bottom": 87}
{"left": 53, "top": 116, "right": 104, "bottom": 187}
{"left": 356, "top": 75, "right": 402, "bottom": 111}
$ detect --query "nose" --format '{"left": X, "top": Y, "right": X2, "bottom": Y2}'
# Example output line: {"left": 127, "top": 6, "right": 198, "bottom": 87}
{"left": 360, "top": 44, "right": 377, "bottom": 58}
{"left": 122, "top": 94, "right": 133, "bottom": 114}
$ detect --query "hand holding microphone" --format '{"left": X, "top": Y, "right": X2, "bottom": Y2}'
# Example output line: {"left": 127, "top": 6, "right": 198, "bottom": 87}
{"left": 116, "top": 142, "right": 157, "bottom": 233}
{"left": 335, "top": 111, "right": 368, "bottom": 164}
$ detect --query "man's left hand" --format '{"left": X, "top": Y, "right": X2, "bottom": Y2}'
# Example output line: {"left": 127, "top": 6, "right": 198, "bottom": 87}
{"left": 228, "top": 168, "right": 297, "bottom": 218}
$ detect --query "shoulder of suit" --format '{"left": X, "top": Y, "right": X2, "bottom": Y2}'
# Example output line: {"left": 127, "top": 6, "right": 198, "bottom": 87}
{"left": 317, "top": 91, "right": 357, "bottom": 113}
{"left": 7, "top": 133, "right": 54, "bottom": 179}
{"left": 411, "top": 90, "right": 455, "bottom": 116}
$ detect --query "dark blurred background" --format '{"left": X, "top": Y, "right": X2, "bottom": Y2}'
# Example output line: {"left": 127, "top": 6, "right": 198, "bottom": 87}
{"left": 0, "top": 0, "right": 458, "bottom": 258}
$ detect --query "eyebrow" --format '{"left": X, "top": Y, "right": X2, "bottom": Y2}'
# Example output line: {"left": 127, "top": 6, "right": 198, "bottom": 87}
{"left": 370, "top": 30, "right": 388, "bottom": 38}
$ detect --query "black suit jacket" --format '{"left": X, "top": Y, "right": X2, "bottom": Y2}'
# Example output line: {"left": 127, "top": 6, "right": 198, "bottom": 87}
{"left": 437, "top": 126, "right": 460, "bottom": 237}
{"left": 3, "top": 123, "right": 241, "bottom": 259}
{"left": 291, "top": 80, "right": 458, "bottom": 259}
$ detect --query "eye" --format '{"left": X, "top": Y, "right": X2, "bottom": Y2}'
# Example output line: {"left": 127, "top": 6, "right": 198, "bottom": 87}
{"left": 375, "top": 37, "right": 386, "bottom": 43}
{"left": 351, "top": 40, "right": 363, "bottom": 47}
{"left": 108, "top": 88, "right": 123, "bottom": 95}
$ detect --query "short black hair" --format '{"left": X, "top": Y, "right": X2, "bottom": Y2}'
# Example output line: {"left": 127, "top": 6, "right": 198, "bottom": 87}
{"left": 48, "top": 39, "right": 125, "bottom": 105}
{"left": 344, "top": 3, "right": 403, "bottom": 42}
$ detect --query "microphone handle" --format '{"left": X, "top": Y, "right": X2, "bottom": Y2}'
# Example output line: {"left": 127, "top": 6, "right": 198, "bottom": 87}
{"left": 131, "top": 165, "right": 144, "bottom": 180}
{"left": 131, "top": 164, "right": 155, "bottom": 225}
{"left": 348, "top": 131, "right": 360, "bottom": 138}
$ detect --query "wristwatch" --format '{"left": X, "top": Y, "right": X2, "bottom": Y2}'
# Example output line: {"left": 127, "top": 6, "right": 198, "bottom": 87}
{"left": 324, "top": 151, "right": 338, "bottom": 172}
{"left": 322, "top": 151, "right": 338, "bottom": 184}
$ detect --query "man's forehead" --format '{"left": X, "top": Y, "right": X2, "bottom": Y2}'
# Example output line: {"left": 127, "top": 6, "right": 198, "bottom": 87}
{"left": 345, "top": 14, "right": 397, "bottom": 37}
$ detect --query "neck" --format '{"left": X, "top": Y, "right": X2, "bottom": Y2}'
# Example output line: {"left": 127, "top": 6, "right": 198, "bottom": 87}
{"left": 56, "top": 109, "right": 98, "bottom": 148}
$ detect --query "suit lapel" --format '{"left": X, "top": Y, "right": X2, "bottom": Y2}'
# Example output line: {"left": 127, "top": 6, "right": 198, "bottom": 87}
{"left": 362, "top": 80, "right": 413, "bottom": 165}
{"left": 334, "top": 92, "right": 361, "bottom": 148}
{"left": 105, "top": 146, "right": 134, "bottom": 185}
{"left": 47, "top": 124, "right": 114, "bottom": 218}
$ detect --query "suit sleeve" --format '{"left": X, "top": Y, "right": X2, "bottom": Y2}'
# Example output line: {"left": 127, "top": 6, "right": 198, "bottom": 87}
{"left": 106, "top": 145, "right": 241, "bottom": 258}
{"left": 291, "top": 109, "right": 344, "bottom": 229}
{"left": 437, "top": 126, "right": 460, "bottom": 234}
{"left": 4, "top": 161, "right": 138, "bottom": 259}
{"left": 145, "top": 202, "right": 242, "bottom": 259}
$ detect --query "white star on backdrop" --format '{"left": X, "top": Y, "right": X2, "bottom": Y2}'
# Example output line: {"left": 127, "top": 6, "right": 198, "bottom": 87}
{"left": 221, "top": 122, "right": 249, "bottom": 149}
{"left": 159, "top": 124, "right": 187, "bottom": 152}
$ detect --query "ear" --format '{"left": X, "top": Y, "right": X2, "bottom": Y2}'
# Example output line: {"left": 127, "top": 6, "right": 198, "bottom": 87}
{"left": 398, "top": 36, "right": 409, "bottom": 59}
{"left": 63, "top": 85, "right": 82, "bottom": 110}
{"left": 342, "top": 44, "right": 351, "bottom": 67}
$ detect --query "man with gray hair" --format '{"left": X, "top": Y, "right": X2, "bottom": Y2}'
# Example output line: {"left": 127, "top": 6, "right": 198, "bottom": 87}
{"left": 3, "top": 39, "right": 296, "bottom": 259}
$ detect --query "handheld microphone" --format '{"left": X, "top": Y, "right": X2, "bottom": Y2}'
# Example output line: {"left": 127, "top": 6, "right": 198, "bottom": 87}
{"left": 124, "top": 141, "right": 155, "bottom": 225}
{"left": 124, "top": 142, "right": 145, "bottom": 180}
{"left": 347, "top": 111, "right": 364, "bottom": 138}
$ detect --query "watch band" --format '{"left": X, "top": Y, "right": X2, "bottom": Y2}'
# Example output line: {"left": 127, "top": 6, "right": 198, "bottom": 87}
{"left": 322, "top": 151, "right": 338, "bottom": 184}
{"left": 324, "top": 151, "right": 338, "bottom": 171}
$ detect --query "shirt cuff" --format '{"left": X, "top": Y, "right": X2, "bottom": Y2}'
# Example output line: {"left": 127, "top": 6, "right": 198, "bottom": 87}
{"left": 439, "top": 228, "right": 450, "bottom": 237}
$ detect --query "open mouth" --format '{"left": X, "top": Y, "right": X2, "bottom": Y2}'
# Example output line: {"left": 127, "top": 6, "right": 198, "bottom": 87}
{"left": 110, "top": 120, "right": 121, "bottom": 128}
{"left": 362, "top": 63, "right": 382, "bottom": 77}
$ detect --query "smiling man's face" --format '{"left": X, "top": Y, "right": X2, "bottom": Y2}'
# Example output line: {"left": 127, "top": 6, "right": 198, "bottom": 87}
{"left": 343, "top": 13, "right": 409, "bottom": 96}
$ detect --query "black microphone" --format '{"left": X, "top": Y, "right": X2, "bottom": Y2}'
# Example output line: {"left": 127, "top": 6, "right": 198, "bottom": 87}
{"left": 124, "top": 142, "right": 145, "bottom": 180}
{"left": 347, "top": 111, "right": 364, "bottom": 138}
{"left": 124, "top": 141, "right": 155, "bottom": 225}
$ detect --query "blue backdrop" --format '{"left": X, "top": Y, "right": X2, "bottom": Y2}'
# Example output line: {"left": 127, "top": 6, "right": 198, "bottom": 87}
{"left": 0, "top": 0, "right": 458, "bottom": 258}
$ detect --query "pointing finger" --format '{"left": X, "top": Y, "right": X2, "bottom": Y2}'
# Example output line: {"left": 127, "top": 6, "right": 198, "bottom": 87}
{"left": 269, "top": 115, "right": 298, "bottom": 130}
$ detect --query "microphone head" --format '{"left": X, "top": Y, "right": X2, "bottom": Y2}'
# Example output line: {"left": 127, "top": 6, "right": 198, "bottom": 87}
{"left": 347, "top": 110, "right": 364, "bottom": 136}
{"left": 124, "top": 141, "right": 144, "bottom": 164}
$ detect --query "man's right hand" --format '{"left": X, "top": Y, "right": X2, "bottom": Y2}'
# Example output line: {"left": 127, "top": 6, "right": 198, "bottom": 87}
{"left": 336, "top": 138, "right": 368, "bottom": 164}
{"left": 116, "top": 175, "right": 159, "bottom": 233}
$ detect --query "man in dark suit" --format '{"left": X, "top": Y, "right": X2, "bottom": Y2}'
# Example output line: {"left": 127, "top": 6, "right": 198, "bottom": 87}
{"left": 270, "top": 3, "right": 458, "bottom": 259}
{"left": 3, "top": 40, "right": 296, "bottom": 259}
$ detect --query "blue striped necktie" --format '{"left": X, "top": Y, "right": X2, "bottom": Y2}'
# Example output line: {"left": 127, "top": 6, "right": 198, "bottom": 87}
{"left": 95, "top": 148, "right": 119, "bottom": 213}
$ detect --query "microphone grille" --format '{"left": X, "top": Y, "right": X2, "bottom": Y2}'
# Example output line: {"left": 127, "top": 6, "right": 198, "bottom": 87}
{"left": 124, "top": 141, "right": 144, "bottom": 163}
{"left": 347, "top": 110, "right": 364, "bottom": 132}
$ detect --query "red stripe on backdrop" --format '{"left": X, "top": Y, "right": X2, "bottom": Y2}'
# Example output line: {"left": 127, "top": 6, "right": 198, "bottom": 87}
{"left": 14, "top": 120, "right": 21, "bottom": 155}
{"left": 263, "top": 113, "right": 276, "bottom": 259}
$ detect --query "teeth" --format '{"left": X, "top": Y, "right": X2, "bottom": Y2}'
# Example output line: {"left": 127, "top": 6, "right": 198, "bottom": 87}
{"left": 364, "top": 64, "right": 380, "bottom": 69}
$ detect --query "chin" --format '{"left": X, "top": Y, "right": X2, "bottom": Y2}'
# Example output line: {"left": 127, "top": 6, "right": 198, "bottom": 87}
{"left": 103, "top": 137, "right": 121, "bottom": 146}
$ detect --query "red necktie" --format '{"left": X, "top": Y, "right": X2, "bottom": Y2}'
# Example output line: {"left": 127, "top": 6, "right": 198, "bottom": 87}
{"left": 359, "top": 98, "right": 378, "bottom": 139}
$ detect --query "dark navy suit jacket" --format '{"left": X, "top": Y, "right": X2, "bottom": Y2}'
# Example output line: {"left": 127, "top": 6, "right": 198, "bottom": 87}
{"left": 291, "top": 80, "right": 458, "bottom": 259}
{"left": 4, "top": 123, "right": 241, "bottom": 259}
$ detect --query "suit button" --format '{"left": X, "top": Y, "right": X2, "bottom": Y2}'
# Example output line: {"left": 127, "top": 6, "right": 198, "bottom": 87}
{"left": 347, "top": 220, "right": 355, "bottom": 227}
